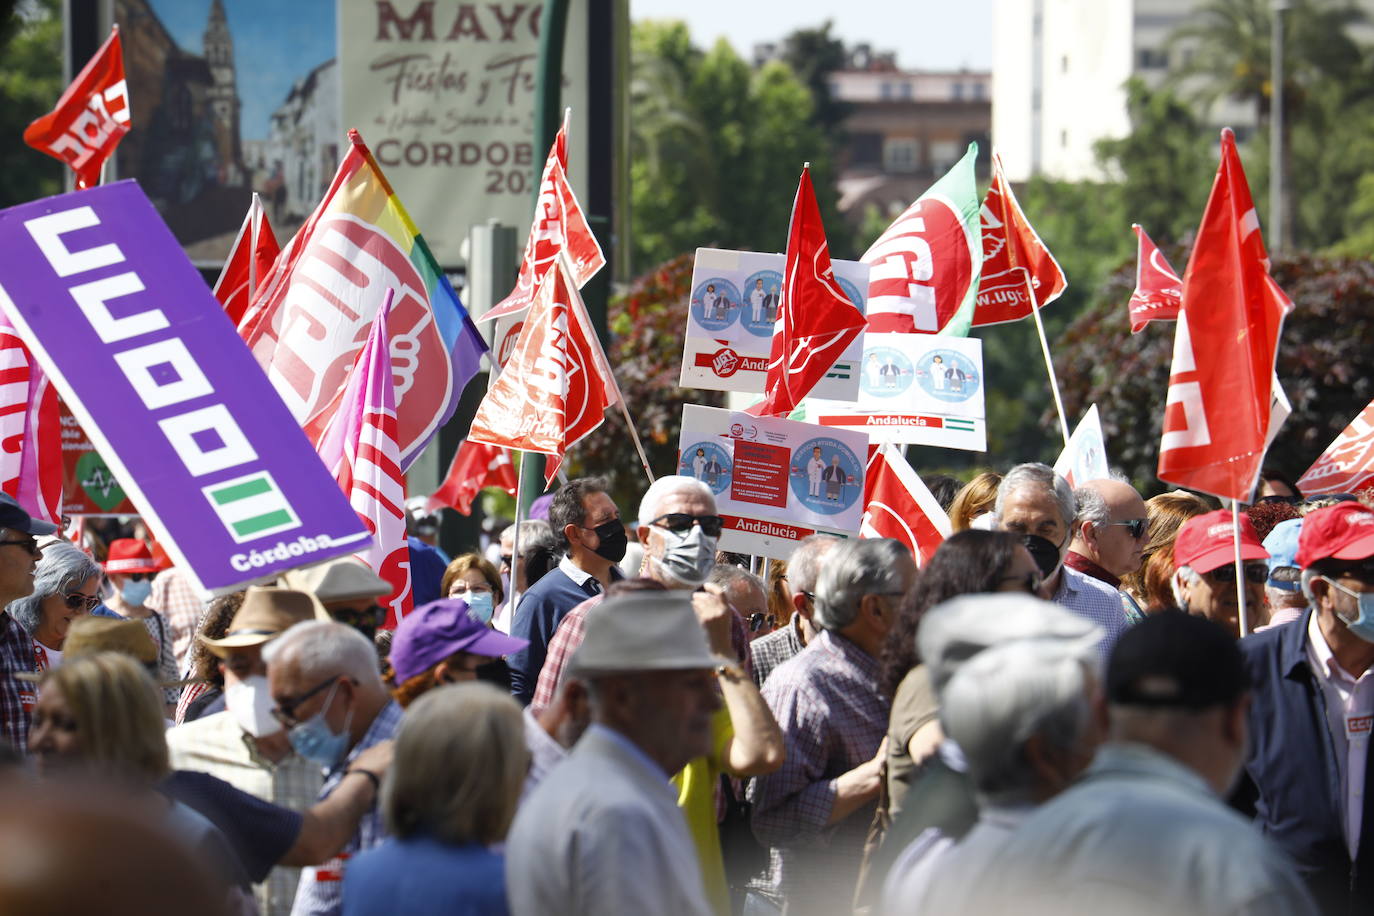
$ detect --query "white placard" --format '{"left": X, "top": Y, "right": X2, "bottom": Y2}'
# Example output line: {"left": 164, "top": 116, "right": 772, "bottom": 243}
{"left": 1053, "top": 404, "right": 1109, "bottom": 487}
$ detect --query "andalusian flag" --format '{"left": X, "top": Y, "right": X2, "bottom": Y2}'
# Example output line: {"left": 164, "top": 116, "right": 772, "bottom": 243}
{"left": 239, "top": 130, "right": 487, "bottom": 470}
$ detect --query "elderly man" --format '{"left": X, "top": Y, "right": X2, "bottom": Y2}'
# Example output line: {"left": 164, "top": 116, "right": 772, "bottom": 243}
{"left": 506, "top": 591, "right": 723, "bottom": 916}
{"left": 995, "top": 463, "right": 1127, "bottom": 647}
{"left": 884, "top": 631, "right": 1104, "bottom": 913}
{"left": 749, "top": 538, "right": 916, "bottom": 915}
{"left": 1171, "top": 509, "right": 1269, "bottom": 638}
{"left": 508, "top": 477, "right": 626, "bottom": 705}
{"left": 1239, "top": 502, "right": 1374, "bottom": 912}
{"left": 1067, "top": 478, "right": 1149, "bottom": 621}
{"left": 0, "top": 491, "right": 54, "bottom": 752}
{"left": 264, "top": 621, "right": 402, "bottom": 916}
{"left": 750, "top": 535, "right": 840, "bottom": 688}
{"left": 980, "top": 611, "right": 1316, "bottom": 916}
{"left": 168, "top": 588, "right": 325, "bottom": 915}
{"left": 1258, "top": 518, "right": 1306, "bottom": 631}
{"left": 493, "top": 519, "right": 554, "bottom": 633}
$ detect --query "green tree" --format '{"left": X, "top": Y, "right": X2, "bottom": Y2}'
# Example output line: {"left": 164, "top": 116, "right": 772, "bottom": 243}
{"left": 777, "top": 22, "right": 851, "bottom": 142}
{"left": 0, "top": 0, "right": 63, "bottom": 208}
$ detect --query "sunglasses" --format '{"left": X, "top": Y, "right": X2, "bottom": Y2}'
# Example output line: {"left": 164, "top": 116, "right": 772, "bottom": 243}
{"left": 748, "top": 612, "right": 776, "bottom": 633}
{"left": 1328, "top": 562, "right": 1374, "bottom": 584}
{"left": 0, "top": 537, "right": 40, "bottom": 556}
{"left": 1204, "top": 563, "right": 1269, "bottom": 585}
{"left": 1110, "top": 518, "right": 1148, "bottom": 539}
{"left": 500, "top": 555, "right": 514, "bottom": 567}
{"left": 62, "top": 592, "right": 100, "bottom": 612}
{"left": 271, "top": 675, "right": 351, "bottom": 727}
{"left": 649, "top": 513, "right": 725, "bottom": 538}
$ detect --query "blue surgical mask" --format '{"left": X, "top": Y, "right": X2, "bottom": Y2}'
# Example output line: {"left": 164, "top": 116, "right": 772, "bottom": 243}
{"left": 465, "top": 592, "right": 495, "bottom": 624}
{"left": 287, "top": 680, "right": 353, "bottom": 768}
{"left": 120, "top": 579, "right": 152, "bottom": 607}
{"left": 1323, "top": 578, "right": 1374, "bottom": 643}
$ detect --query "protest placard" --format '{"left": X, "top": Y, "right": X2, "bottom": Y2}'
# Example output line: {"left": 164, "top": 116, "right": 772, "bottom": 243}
{"left": 0, "top": 181, "right": 371, "bottom": 593}
{"left": 805, "top": 334, "right": 987, "bottom": 451}
{"left": 1053, "top": 404, "right": 1109, "bottom": 487}
{"left": 679, "top": 248, "right": 868, "bottom": 400}
{"left": 678, "top": 404, "right": 866, "bottom": 560}
{"left": 59, "top": 400, "right": 136, "bottom": 516}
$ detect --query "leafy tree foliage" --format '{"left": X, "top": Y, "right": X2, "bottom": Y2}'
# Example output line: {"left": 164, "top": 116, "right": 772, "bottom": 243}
{"left": 0, "top": 0, "right": 63, "bottom": 208}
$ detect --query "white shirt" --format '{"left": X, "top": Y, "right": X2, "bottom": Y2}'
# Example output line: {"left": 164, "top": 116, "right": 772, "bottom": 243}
{"left": 1306, "top": 611, "right": 1374, "bottom": 856}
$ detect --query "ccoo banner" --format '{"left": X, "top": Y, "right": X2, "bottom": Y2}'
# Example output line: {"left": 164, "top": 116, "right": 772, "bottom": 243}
{"left": 0, "top": 181, "right": 370, "bottom": 593}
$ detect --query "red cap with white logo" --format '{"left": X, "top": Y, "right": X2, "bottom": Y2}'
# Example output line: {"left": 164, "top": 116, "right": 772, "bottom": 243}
{"left": 1295, "top": 502, "right": 1374, "bottom": 568}
{"left": 1174, "top": 509, "right": 1268, "bottom": 574}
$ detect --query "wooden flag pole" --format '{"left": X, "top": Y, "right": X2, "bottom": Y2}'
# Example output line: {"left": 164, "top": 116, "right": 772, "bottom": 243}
{"left": 1232, "top": 501, "right": 1250, "bottom": 636}
{"left": 1028, "top": 284, "right": 1071, "bottom": 447}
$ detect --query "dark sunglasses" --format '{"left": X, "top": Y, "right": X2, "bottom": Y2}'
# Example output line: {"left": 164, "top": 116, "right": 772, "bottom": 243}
{"left": 1328, "top": 561, "right": 1374, "bottom": 583}
{"left": 271, "top": 675, "right": 350, "bottom": 727}
{"left": 1204, "top": 563, "right": 1269, "bottom": 585}
{"left": 748, "top": 612, "right": 776, "bottom": 633}
{"left": 649, "top": 513, "right": 724, "bottom": 538}
{"left": 1000, "top": 570, "right": 1044, "bottom": 595}
{"left": 500, "top": 555, "right": 514, "bottom": 566}
{"left": 62, "top": 592, "right": 100, "bottom": 612}
{"left": 1256, "top": 495, "right": 1298, "bottom": 506}
{"left": 0, "top": 537, "right": 40, "bottom": 556}
{"left": 1110, "top": 518, "right": 1148, "bottom": 539}
{"left": 123, "top": 572, "right": 152, "bottom": 582}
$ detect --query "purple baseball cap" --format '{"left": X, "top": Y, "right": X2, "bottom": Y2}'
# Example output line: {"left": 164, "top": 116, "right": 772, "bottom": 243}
{"left": 389, "top": 599, "right": 529, "bottom": 684}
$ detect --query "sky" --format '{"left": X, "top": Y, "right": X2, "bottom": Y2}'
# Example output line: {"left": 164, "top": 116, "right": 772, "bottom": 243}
{"left": 149, "top": 0, "right": 335, "bottom": 141}
{"left": 630, "top": 0, "right": 993, "bottom": 71}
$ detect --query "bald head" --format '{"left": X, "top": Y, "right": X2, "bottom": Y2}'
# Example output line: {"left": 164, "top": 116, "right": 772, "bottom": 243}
{"left": 1072, "top": 479, "right": 1148, "bottom": 579}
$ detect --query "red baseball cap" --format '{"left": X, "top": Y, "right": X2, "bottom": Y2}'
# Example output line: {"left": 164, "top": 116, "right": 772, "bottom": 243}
{"left": 1173, "top": 509, "right": 1268, "bottom": 574}
{"left": 1295, "top": 502, "right": 1374, "bottom": 568}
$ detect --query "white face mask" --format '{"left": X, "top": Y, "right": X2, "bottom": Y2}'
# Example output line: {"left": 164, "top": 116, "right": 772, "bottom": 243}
{"left": 224, "top": 674, "right": 281, "bottom": 738}
{"left": 651, "top": 525, "right": 718, "bottom": 587}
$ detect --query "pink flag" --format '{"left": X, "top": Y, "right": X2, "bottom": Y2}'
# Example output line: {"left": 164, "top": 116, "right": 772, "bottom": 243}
{"left": 315, "top": 291, "right": 412, "bottom": 628}
{"left": 0, "top": 317, "right": 62, "bottom": 525}
{"left": 427, "top": 440, "right": 517, "bottom": 515}
{"left": 1297, "top": 399, "right": 1374, "bottom": 496}
{"left": 860, "top": 442, "right": 950, "bottom": 566}
{"left": 1128, "top": 224, "right": 1183, "bottom": 333}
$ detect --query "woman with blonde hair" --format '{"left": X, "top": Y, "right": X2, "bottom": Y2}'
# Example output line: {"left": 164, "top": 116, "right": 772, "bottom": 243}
{"left": 947, "top": 471, "right": 1001, "bottom": 531}
{"left": 343, "top": 682, "right": 529, "bottom": 915}
{"left": 439, "top": 554, "right": 504, "bottom": 626}
{"left": 1122, "top": 489, "right": 1212, "bottom": 612}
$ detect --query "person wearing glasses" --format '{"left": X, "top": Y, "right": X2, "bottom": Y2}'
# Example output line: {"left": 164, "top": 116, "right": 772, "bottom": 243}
{"left": 1066, "top": 478, "right": 1150, "bottom": 624}
{"left": 0, "top": 490, "right": 56, "bottom": 753}
{"left": 8, "top": 540, "right": 101, "bottom": 675}
{"left": 264, "top": 620, "right": 403, "bottom": 916}
{"left": 1170, "top": 509, "right": 1270, "bottom": 639}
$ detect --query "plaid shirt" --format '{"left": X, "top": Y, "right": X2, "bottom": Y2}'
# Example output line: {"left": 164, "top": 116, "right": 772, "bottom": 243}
{"left": 749, "top": 628, "right": 889, "bottom": 914}
{"left": 750, "top": 613, "right": 806, "bottom": 689}
{"left": 290, "top": 700, "right": 403, "bottom": 916}
{"left": 1055, "top": 566, "right": 1130, "bottom": 658}
{"left": 0, "top": 612, "right": 35, "bottom": 754}
{"left": 167, "top": 711, "right": 323, "bottom": 915}
{"left": 147, "top": 567, "right": 208, "bottom": 671}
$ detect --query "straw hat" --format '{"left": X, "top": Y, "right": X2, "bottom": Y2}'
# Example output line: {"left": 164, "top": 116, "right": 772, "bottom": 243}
{"left": 199, "top": 587, "right": 322, "bottom": 658}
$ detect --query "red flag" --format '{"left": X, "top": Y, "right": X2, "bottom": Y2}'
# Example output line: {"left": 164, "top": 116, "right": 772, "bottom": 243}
{"left": 860, "top": 443, "right": 951, "bottom": 566}
{"left": 467, "top": 256, "right": 618, "bottom": 485}
{"left": 1158, "top": 129, "right": 1290, "bottom": 502}
{"left": 426, "top": 440, "right": 518, "bottom": 515}
{"left": 1127, "top": 224, "right": 1182, "bottom": 333}
{"left": 213, "top": 194, "right": 280, "bottom": 326}
{"left": 749, "top": 167, "right": 867, "bottom": 418}
{"left": 1297, "top": 399, "right": 1374, "bottom": 496}
{"left": 0, "top": 320, "right": 62, "bottom": 525}
{"left": 972, "top": 153, "right": 1067, "bottom": 326}
{"left": 481, "top": 120, "right": 605, "bottom": 326}
{"left": 23, "top": 26, "right": 130, "bottom": 190}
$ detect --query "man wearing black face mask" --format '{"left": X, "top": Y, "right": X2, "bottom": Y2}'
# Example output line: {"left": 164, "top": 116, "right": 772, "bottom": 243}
{"left": 994, "top": 463, "right": 1129, "bottom": 657}
{"left": 508, "top": 478, "right": 626, "bottom": 706}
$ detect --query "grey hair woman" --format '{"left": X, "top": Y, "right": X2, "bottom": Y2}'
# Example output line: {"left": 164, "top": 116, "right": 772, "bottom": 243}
{"left": 8, "top": 540, "right": 102, "bottom": 667}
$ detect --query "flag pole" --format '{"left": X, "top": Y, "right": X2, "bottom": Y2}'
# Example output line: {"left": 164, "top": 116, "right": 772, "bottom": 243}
{"left": 1028, "top": 283, "right": 1071, "bottom": 447}
{"left": 248, "top": 193, "right": 260, "bottom": 300}
{"left": 1232, "top": 501, "right": 1249, "bottom": 636}
{"left": 510, "top": 451, "right": 527, "bottom": 616}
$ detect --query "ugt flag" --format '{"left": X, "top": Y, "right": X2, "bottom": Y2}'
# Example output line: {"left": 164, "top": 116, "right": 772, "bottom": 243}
{"left": 23, "top": 26, "right": 130, "bottom": 190}
{"left": 972, "top": 152, "right": 1066, "bottom": 326}
{"left": 1298, "top": 399, "right": 1374, "bottom": 496}
{"left": 467, "top": 255, "right": 618, "bottom": 486}
{"left": 749, "top": 165, "right": 867, "bottom": 418}
{"left": 213, "top": 193, "right": 280, "bottom": 327}
{"left": 1127, "top": 224, "right": 1182, "bottom": 333}
{"left": 860, "top": 442, "right": 950, "bottom": 566}
{"left": 427, "top": 439, "right": 518, "bottom": 516}
{"left": 863, "top": 143, "right": 981, "bottom": 335}
{"left": 238, "top": 129, "right": 487, "bottom": 470}
{"left": 1158, "top": 129, "right": 1290, "bottom": 503}
{"left": 315, "top": 291, "right": 413, "bottom": 628}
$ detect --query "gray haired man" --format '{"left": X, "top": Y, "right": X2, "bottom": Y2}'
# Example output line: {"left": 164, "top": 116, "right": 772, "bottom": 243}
{"left": 750, "top": 534, "right": 840, "bottom": 688}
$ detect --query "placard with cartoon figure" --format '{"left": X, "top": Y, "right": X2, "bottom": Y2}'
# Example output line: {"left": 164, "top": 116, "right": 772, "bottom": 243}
{"left": 807, "top": 334, "right": 987, "bottom": 451}
{"left": 677, "top": 405, "right": 867, "bottom": 560}
{"left": 680, "top": 248, "right": 868, "bottom": 401}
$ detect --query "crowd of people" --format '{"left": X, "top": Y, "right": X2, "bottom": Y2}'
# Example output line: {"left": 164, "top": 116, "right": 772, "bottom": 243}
{"left": 0, "top": 460, "right": 1371, "bottom": 915}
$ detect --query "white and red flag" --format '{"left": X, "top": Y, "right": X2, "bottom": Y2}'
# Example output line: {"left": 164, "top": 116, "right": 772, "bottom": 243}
{"left": 467, "top": 256, "right": 618, "bottom": 486}
{"left": 315, "top": 291, "right": 412, "bottom": 628}
{"left": 1127, "top": 224, "right": 1183, "bottom": 333}
{"left": 426, "top": 440, "right": 518, "bottom": 515}
{"left": 748, "top": 166, "right": 867, "bottom": 418}
{"left": 0, "top": 317, "right": 62, "bottom": 526}
{"left": 1158, "top": 129, "right": 1291, "bottom": 502}
{"left": 481, "top": 117, "right": 605, "bottom": 326}
{"left": 213, "top": 193, "right": 280, "bottom": 327}
{"left": 860, "top": 442, "right": 950, "bottom": 566}
{"left": 1297, "top": 399, "right": 1374, "bottom": 496}
{"left": 23, "top": 26, "right": 130, "bottom": 189}
{"left": 972, "top": 152, "right": 1067, "bottom": 327}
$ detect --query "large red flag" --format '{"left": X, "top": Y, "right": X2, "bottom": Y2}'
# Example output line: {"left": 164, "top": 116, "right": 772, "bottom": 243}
{"left": 481, "top": 120, "right": 605, "bottom": 325}
{"left": 860, "top": 443, "right": 950, "bottom": 566}
{"left": 0, "top": 319, "right": 62, "bottom": 525}
{"left": 1127, "top": 224, "right": 1182, "bottom": 333}
{"left": 972, "top": 153, "right": 1067, "bottom": 327}
{"left": 467, "top": 256, "right": 618, "bottom": 485}
{"left": 213, "top": 194, "right": 280, "bottom": 327}
{"left": 426, "top": 440, "right": 517, "bottom": 515}
{"left": 1158, "top": 129, "right": 1290, "bottom": 502}
{"left": 749, "top": 166, "right": 867, "bottom": 418}
{"left": 23, "top": 26, "right": 130, "bottom": 190}
{"left": 1297, "top": 399, "right": 1374, "bottom": 496}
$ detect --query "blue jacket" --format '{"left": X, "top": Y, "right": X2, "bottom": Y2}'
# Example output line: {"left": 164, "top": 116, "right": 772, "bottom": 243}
{"left": 1237, "top": 610, "right": 1374, "bottom": 914}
